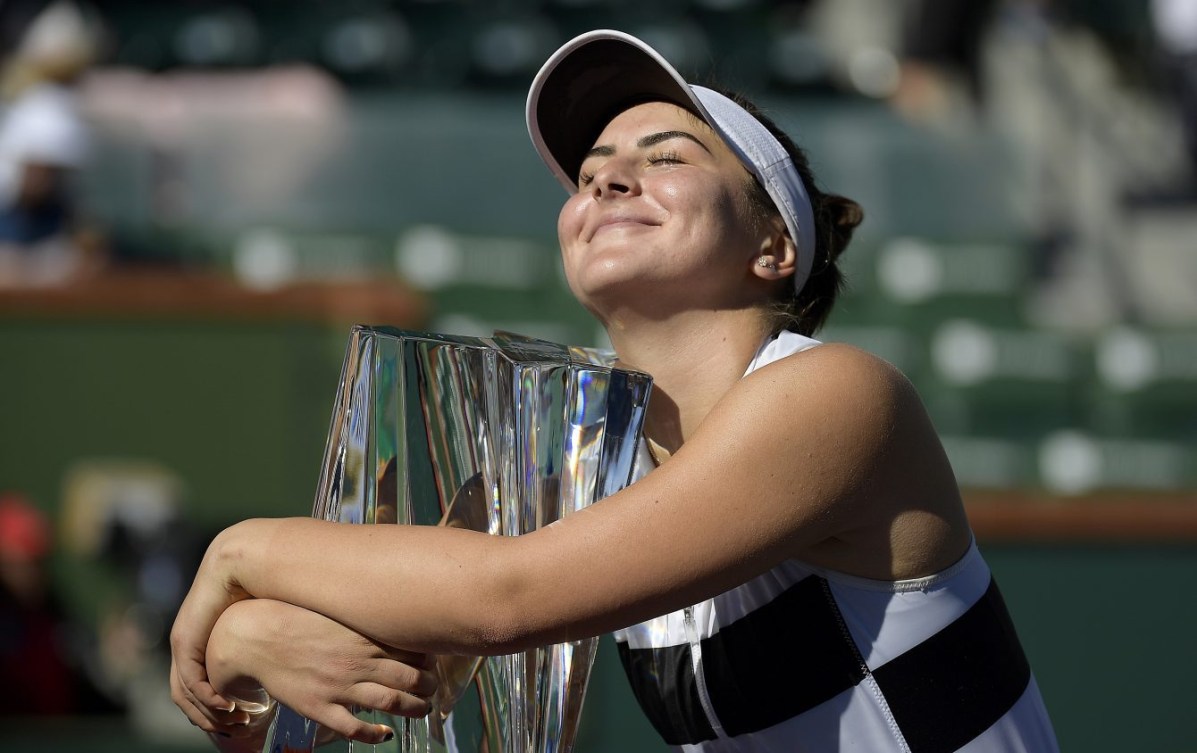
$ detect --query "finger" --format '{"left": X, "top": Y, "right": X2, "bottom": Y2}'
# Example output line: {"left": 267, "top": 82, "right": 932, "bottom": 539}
{"left": 171, "top": 665, "right": 226, "bottom": 732}
{"left": 381, "top": 647, "right": 437, "bottom": 670}
{"left": 376, "top": 659, "right": 439, "bottom": 699}
{"left": 174, "top": 694, "right": 252, "bottom": 736}
{"left": 353, "top": 681, "right": 433, "bottom": 719}
{"left": 213, "top": 701, "right": 258, "bottom": 729}
{"left": 174, "top": 685, "right": 217, "bottom": 731}
{"left": 316, "top": 705, "right": 396, "bottom": 744}
{"left": 171, "top": 625, "right": 238, "bottom": 715}
{"left": 179, "top": 662, "right": 247, "bottom": 724}
{"left": 170, "top": 659, "right": 250, "bottom": 732}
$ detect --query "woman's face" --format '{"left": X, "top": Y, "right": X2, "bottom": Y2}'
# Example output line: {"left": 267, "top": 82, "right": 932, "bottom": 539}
{"left": 557, "top": 101, "right": 774, "bottom": 319}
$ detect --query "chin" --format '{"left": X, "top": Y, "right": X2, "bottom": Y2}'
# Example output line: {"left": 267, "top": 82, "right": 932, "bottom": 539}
{"left": 573, "top": 262, "right": 652, "bottom": 296}
{"left": 570, "top": 278, "right": 635, "bottom": 317}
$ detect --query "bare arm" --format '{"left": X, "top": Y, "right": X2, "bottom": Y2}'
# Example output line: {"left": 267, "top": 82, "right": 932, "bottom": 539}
{"left": 172, "top": 346, "right": 967, "bottom": 724}
{"left": 239, "top": 347, "right": 959, "bottom": 645}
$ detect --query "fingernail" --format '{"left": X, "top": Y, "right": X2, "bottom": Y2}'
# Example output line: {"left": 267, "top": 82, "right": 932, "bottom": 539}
{"left": 382, "top": 731, "right": 394, "bottom": 743}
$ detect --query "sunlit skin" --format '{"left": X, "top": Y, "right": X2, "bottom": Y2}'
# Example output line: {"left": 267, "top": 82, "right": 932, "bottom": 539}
{"left": 557, "top": 101, "right": 797, "bottom": 453}
{"left": 170, "top": 101, "right": 972, "bottom": 750}
{"left": 558, "top": 102, "right": 778, "bottom": 324}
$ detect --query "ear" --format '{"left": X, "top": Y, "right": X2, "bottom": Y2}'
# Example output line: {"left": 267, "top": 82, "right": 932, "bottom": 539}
{"left": 750, "top": 215, "right": 797, "bottom": 284}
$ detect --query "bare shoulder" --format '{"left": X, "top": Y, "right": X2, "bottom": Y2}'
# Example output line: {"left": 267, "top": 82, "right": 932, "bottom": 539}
{"left": 776, "top": 340, "right": 912, "bottom": 386}
{"left": 694, "top": 341, "right": 967, "bottom": 576}
{"left": 793, "top": 339, "right": 908, "bottom": 377}
{"left": 728, "top": 341, "right": 924, "bottom": 444}
{"left": 688, "top": 340, "right": 940, "bottom": 496}
{"left": 748, "top": 341, "right": 948, "bottom": 476}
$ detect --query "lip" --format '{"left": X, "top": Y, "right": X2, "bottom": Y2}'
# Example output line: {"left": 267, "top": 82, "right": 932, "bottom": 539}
{"left": 585, "top": 213, "right": 661, "bottom": 241}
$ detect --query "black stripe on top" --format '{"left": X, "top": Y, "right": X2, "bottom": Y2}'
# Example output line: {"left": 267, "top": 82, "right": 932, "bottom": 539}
{"left": 618, "top": 573, "right": 1034, "bottom": 749}
{"left": 616, "top": 638, "right": 717, "bottom": 745}
{"left": 703, "top": 575, "right": 868, "bottom": 736}
{"left": 616, "top": 575, "right": 866, "bottom": 744}
{"left": 874, "top": 577, "right": 1032, "bottom": 753}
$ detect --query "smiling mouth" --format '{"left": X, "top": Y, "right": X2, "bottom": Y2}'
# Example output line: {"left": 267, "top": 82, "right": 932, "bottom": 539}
{"left": 589, "top": 218, "right": 657, "bottom": 240}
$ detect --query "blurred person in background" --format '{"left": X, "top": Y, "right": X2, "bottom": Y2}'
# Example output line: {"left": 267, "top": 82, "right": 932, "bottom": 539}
{"left": 0, "top": 0, "right": 106, "bottom": 287}
{"left": 0, "top": 491, "right": 113, "bottom": 715}
{"left": 890, "top": 0, "right": 1000, "bottom": 121}
{"left": 1149, "top": 0, "right": 1197, "bottom": 199}
{"left": 54, "top": 461, "right": 209, "bottom": 737}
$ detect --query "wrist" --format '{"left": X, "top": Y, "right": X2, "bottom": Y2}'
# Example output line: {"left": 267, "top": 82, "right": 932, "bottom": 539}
{"left": 209, "top": 519, "right": 266, "bottom": 600}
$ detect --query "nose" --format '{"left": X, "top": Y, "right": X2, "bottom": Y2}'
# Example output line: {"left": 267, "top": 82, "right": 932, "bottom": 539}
{"left": 588, "top": 157, "right": 638, "bottom": 200}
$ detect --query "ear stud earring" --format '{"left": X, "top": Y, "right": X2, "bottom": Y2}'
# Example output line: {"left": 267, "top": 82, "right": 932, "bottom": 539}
{"left": 757, "top": 258, "right": 777, "bottom": 270}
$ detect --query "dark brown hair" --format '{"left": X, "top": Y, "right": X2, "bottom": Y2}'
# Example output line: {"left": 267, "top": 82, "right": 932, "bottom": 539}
{"left": 721, "top": 90, "right": 863, "bottom": 336}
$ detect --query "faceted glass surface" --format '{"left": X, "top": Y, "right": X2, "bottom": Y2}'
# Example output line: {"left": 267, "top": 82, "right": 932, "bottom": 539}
{"left": 262, "top": 326, "right": 651, "bottom": 753}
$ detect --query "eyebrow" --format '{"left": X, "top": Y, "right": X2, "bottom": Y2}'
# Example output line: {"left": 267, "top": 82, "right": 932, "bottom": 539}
{"left": 582, "top": 130, "right": 712, "bottom": 161}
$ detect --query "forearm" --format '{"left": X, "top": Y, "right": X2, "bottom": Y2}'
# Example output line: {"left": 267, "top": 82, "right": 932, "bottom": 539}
{"left": 204, "top": 403, "right": 833, "bottom": 658}
{"left": 206, "top": 600, "right": 276, "bottom": 706}
{"left": 210, "top": 518, "right": 528, "bottom": 654}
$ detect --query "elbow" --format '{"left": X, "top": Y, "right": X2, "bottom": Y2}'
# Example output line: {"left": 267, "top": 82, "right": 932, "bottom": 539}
{"left": 468, "top": 611, "right": 524, "bottom": 656}
{"left": 456, "top": 541, "right": 548, "bottom": 656}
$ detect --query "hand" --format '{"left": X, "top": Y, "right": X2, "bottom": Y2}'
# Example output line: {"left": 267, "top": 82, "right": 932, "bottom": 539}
{"left": 170, "top": 527, "right": 254, "bottom": 736}
{"left": 203, "top": 598, "right": 437, "bottom": 744}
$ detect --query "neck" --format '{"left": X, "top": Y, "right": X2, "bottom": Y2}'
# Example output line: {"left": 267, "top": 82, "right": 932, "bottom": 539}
{"left": 607, "top": 307, "right": 772, "bottom": 454}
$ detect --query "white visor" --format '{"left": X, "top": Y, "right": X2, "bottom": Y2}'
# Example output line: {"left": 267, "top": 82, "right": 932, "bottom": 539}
{"left": 526, "top": 29, "right": 817, "bottom": 293}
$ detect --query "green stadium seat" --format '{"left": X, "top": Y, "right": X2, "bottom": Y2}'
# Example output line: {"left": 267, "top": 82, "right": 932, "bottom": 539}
{"left": 920, "top": 319, "right": 1086, "bottom": 439}
{"left": 872, "top": 236, "right": 1031, "bottom": 329}
{"left": 1086, "top": 326, "right": 1197, "bottom": 441}
{"left": 1037, "top": 430, "right": 1194, "bottom": 494}
{"left": 939, "top": 434, "right": 1038, "bottom": 489}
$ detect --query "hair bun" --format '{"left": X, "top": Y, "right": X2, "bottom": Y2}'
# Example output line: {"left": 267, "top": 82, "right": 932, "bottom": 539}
{"left": 818, "top": 194, "right": 863, "bottom": 264}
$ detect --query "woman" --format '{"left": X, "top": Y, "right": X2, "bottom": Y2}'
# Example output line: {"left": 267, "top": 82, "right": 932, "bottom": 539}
{"left": 0, "top": 1, "right": 100, "bottom": 283}
{"left": 172, "top": 30, "right": 1058, "bottom": 752}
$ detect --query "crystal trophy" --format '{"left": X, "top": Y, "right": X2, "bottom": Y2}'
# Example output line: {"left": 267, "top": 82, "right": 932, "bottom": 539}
{"left": 260, "top": 325, "right": 651, "bottom": 753}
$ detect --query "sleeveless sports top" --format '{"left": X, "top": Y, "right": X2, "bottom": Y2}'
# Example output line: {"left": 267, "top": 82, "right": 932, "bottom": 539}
{"left": 613, "top": 332, "right": 1059, "bottom": 752}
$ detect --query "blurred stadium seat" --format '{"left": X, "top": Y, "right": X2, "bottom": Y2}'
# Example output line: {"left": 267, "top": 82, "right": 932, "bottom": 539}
{"left": 925, "top": 319, "right": 1084, "bottom": 436}
{"left": 1089, "top": 326, "right": 1197, "bottom": 441}
{"left": 873, "top": 236, "right": 1030, "bottom": 327}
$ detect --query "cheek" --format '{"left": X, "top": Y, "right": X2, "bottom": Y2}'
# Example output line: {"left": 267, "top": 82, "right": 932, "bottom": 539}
{"left": 557, "top": 195, "right": 587, "bottom": 244}
{"left": 556, "top": 196, "right": 588, "bottom": 284}
{"left": 672, "top": 183, "right": 743, "bottom": 249}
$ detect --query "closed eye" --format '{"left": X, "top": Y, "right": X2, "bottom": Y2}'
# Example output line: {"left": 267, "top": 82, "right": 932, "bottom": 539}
{"left": 580, "top": 152, "right": 681, "bottom": 186}
{"left": 577, "top": 129, "right": 710, "bottom": 186}
{"left": 647, "top": 150, "right": 683, "bottom": 166}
